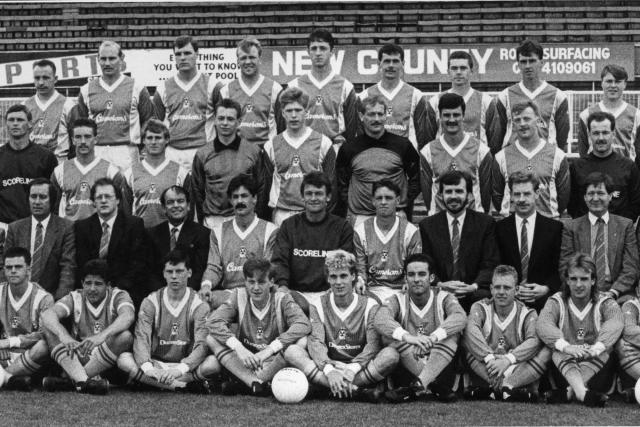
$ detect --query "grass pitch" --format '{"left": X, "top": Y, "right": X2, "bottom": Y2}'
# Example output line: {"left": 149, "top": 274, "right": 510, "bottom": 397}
{"left": 1, "top": 389, "right": 639, "bottom": 426}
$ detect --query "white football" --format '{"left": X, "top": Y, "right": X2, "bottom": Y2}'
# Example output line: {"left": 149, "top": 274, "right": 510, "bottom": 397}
{"left": 635, "top": 377, "right": 640, "bottom": 405}
{"left": 271, "top": 367, "right": 309, "bottom": 404}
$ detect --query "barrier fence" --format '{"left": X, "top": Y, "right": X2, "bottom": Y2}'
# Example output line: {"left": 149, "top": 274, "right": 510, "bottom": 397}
{"left": 1, "top": 90, "right": 639, "bottom": 156}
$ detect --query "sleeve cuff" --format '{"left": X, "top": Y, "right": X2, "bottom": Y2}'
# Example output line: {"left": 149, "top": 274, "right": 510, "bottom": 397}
{"left": 141, "top": 362, "right": 154, "bottom": 374}
{"left": 392, "top": 327, "right": 409, "bottom": 342}
{"left": 177, "top": 363, "right": 190, "bottom": 375}
{"left": 483, "top": 354, "right": 495, "bottom": 363}
{"left": 268, "top": 339, "right": 283, "bottom": 354}
{"left": 505, "top": 353, "right": 517, "bottom": 364}
{"left": 430, "top": 328, "right": 447, "bottom": 342}
{"left": 591, "top": 341, "right": 606, "bottom": 356}
{"left": 346, "top": 363, "right": 362, "bottom": 375}
{"left": 226, "top": 336, "right": 243, "bottom": 351}
{"left": 322, "top": 364, "right": 335, "bottom": 376}
{"left": 201, "top": 281, "right": 212, "bottom": 290}
{"left": 8, "top": 337, "right": 20, "bottom": 348}
{"left": 555, "top": 338, "right": 570, "bottom": 352}
{"left": 610, "top": 289, "right": 620, "bottom": 299}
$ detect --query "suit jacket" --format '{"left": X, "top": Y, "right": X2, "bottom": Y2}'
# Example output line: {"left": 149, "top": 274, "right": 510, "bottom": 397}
{"left": 1, "top": 215, "right": 75, "bottom": 300}
{"left": 419, "top": 209, "right": 499, "bottom": 309}
{"left": 75, "top": 212, "right": 147, "bottom": 306}
{"left": 146, "top": 219, "right": 210, "bottom": 291}
{"left": 561, "top": 213, "right": 638, "bottom": 301}
{"left": 496, "top": 213, "right": 563, "bottom": 311}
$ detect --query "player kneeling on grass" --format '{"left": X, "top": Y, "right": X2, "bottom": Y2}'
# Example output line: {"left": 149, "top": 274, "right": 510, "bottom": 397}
{"left": 0, "top": 247, "right": 54, "bottom": 391}
{"left": 537, "top": 253, "right": 623, "bottom": 407}
{"left": 615, "top": 293, "right": 640, "bottom": 403}
{"left": 206, "top": 257, "right": 310, "bottom": 396}
{"left": 375, "top": 253, "right": 466, "bottom": 402}
{"left": 285, "top": 250, "right": 399, "bottom": 402}
{"left": 117, "top": 249, "right": 220, "bottom": 393}
{"left": 41, "top": 259, "right": 134, "bottom": 394}
{"left": 463, "top": 265, "right": 550, "bottom": 402}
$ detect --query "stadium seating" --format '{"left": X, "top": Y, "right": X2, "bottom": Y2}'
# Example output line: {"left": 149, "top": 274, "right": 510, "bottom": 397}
{"left": 0, "top": 1, "right": 636, "bottom": 51}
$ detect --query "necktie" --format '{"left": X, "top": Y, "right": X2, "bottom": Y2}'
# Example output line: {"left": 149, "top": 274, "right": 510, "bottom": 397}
{"left": 170, "top": 227, "right": 179, "bottom": 251}
{"left": 594, "top": 218, "right": 606, "bottom": 289}
{"left": 99, "top": 222, "right": 110, "bottom": 259}
{"left": 31, "top": 222, "right": 44, "bottom": 281}
{"left": 451, "top": 218, "right": 460, "bottom": 280}
{"left": 520, "top": 218, "right": 529, "bottom": 284}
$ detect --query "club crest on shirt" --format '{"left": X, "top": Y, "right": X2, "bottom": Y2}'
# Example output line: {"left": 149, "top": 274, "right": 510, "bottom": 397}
{"left": 245, "top": 103, "right": 254, "bottom": 112}
{"left": 239, "top": 246, "right": 247, "bottom": 258}
{"left": 10, "top": 316, "right": 20, "bottom": 329}
{"left": 417, "top": 323, "right": 425, "bottom": 335}
{"left": 576, "top": 328, "right": 585, "bottom": 341}
{"left": 450, "top": 161, "right": 458, "bottom": 171}
{"left": 37, "top": 117, "right": 45, "bottom": 129}
{"left": 291, "top": 154, "right": 301, "bottom": 167}
{"left": 497, "top": 336, "right": 506, "bottom": 350}
{"left": 381, "top": 250, "right": 389, "bottom": 262}
{"left": 171, "top": 322, "right": 179, "bottom": 336}
{"left": 93, "top": 321, "right": 103, "bottom": 334}
{"left": 149, "top": 183, "right": 157, "bottom": 194}
{"left": 182, "top": 97, "right": 191, "bottom": 108}
{"left": 315, "top": 95, "right": 323, "bottom": 105}
{"left": 338, "top": 327, "right": 347, "bottom": 341}
{"left": 386, "top": 106, "right": 393, "bottom": 117}
{"left": 106, "top": 100, "right": 113, "bottom": 110}
{"left": 256, "top": 326, "right": 264, "bottom": 340}
{"left": 79, "top": 181, "right": 90, "bottom": 193}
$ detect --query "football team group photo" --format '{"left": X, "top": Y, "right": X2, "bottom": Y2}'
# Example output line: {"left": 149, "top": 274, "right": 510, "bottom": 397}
{"left": 1, "top": 1, "right": 640, "bottom": 425}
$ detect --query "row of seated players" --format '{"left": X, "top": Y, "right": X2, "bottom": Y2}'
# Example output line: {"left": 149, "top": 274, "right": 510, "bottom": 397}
{"left": 0, "top": 154, "right": 637, "bottom": 323}
{"left": 0, "top": 245, "right": 638, "bottom": 409}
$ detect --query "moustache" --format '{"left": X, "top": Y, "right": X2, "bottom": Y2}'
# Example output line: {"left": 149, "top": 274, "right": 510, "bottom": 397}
{"left": 235, "top": 203, "right": 248, "bottom": 210}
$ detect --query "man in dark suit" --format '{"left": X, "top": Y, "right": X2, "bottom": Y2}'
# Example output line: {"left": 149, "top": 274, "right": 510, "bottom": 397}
{"left": 74, "top": 177, "right": 147, "bottom": 306}
{"left": 561, "top": 171, "right": 639, "bottom": 304}
{"left": 495, "top": 171, "right": 562, "bottom": 311}
{"left": 1, "top": 178, "right": 75, "bottom": 300}
{"left": 146, "top": 185, "right": 210, "bottom": 291}
{"left": 420, "top": 170, "right": 499, "bottom": 311}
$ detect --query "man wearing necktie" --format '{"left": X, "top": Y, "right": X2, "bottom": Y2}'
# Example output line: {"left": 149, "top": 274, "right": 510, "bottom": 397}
{"left": 74, "top": 177, "right": 147, "bottom": 307}
{"left": 495, "top": 171, "right": 563, "bottom": 312}
{"left": 561, "top": 171, "right": 639, "bottom": 304}
{"left": 419, "top": 170, "right": 499, "bottom": 312}
{"left": 146, "top": 185, "right": 210, "bottom": 292}
{"left": 1, "top": 178, "right": 75, "bottom": 300}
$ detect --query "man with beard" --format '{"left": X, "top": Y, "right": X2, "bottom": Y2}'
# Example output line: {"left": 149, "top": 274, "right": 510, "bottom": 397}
{"left": 578, "top": 65, "right": 640, "bottom": 162}
{"left": 199, "top": 176, "right": 278, "bottom": 308}
{"left": 147, "top": 185, "right": 210, "bottom": 292}
{"left": 561, "top": 172, "right": 638, "bottom": 304}
{"left": 419, "top": 170, "right": 499, "bottom": 312}
{"left": 154, "top": 35, "right": 219, "bottom": 171}
{"left": 495, "top": 171, "right": 562, "bottom": 312}
{"left": 420, "top": 93, "right": 493, "bottom": 216}
{"left": 492, "top": 101, "right": 570, "bottom": 219}
{"left": 51, "top": 118, "right": 131, "bottom": 222}
{"left": 213, "top": 37, "right": 281, "bottom": 147}
{"left": 569, "top": 111, "right": 640, "bottom": 221}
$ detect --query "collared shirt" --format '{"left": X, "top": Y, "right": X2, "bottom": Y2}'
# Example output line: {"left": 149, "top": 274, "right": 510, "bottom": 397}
{"left": 446, "top": 210, "right": 467, "bottom": 240}
{"left": 515, "top": 211, "right": 536, "bottom": 255}
{"left": 213, "top": 135, "right": 241, "bottom": 152}
{"left": 168, "top": 221, "right": 185, "bottom": 241}
{"left": 588, "top": 211, "right": 610, "bottom": 279}
{"left": 100, "top": 214, "right": 118, "bottom": 248}
{"left": 30, "top": 214, "right": 51, "bottom": 254}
